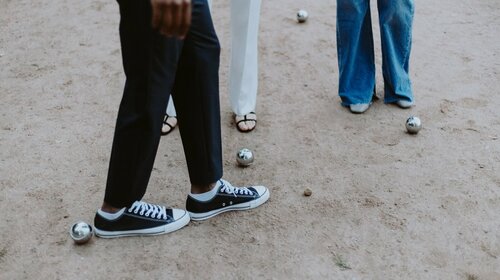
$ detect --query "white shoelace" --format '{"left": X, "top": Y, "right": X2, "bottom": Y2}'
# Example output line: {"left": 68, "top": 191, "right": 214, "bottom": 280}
{"left": 219, "top": 180, "right": 253, "bottom": 196}
{"left": 128, "top": 201, "right": 167, "bottom": 219}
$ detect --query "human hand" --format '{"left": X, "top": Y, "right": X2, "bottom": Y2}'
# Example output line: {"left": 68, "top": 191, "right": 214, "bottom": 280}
{"left": 151, "top": 0, "right": 192, "bottom": 39}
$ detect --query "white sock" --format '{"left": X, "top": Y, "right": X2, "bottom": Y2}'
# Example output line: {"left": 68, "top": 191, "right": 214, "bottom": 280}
{"left": 190, "top": 180, "right": 221, "bottom": 201}
{"left": 98, "top": 208, "right": 126, "bottom": 220}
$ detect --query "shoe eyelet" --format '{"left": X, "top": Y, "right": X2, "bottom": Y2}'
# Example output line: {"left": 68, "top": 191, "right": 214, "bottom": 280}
{"left": 222, "top": 203, "right": 226, "bottom": 207}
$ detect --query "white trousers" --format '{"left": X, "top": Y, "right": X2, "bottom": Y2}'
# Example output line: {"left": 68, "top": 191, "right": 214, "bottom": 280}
{"left": 167, "top": 0, "right": 261, "bottom": 117}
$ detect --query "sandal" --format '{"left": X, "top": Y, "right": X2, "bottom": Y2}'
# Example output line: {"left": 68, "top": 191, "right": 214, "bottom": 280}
{"left": 161, "top": 114, "right": 177, "bottom": 136}
{"left": 235, "top": 112, "right": 257, "bottom": 133}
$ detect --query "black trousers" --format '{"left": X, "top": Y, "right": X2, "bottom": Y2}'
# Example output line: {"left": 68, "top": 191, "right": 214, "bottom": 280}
{"left": 104, "top": 0, "right": 223, "bottom": 208}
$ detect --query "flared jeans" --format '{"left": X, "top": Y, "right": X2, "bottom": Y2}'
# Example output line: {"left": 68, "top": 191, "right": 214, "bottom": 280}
{"left": 337, "top": 0, "right": 414, "bottom": 105}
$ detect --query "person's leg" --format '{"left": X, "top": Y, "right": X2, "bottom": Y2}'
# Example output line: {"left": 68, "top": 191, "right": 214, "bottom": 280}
{"left": 230, "top": 0, "right": 261, "bottom": 131}
{"left": 161, "top": 0, "right": 211, "bottom": 136}
{"left": 171, "top": 0, "right": 269, "bottom": 219}
{"left": 166, "top": 97, "right": 177, "bottom": 117}
{"left": 336, "top": 0, "right": 375, "bottom": 107}
{"left": 95, "top": 0, "right": 190, "bottom": 238}
{"left": 103, "top": 0, "right": 183, "bottom": 208}
{"left": 171, "top": 0, "right": 223, "bottom": 188}
{"left": 377, "top": 0, "right": 414, "bottom": 105}
{"left": 161, "top": 97, "right": 177, "bottom": 135}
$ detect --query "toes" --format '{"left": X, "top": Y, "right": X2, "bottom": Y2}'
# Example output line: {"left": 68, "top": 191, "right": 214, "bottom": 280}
{"left": 161, "top": 125, "right": 172, "bottom": 134}
{"left": 161, "top": 125, "right": 170, "bottom": 133}
{"left": 235, "top": 114, "right": 256, "bottom": 132}
{"left": 244, "top": 120, "right": 255, "bottom": 130}
{"left": 161, "top": 116, "right": 177, "bottom": 134}
{"left": 167, "top": 117, "right": 177, "bottom": 127}
{"left": 236, "top": 120, "right": 255, "bottom": 132}
{"left": 237, "top": 122, "right": 249, "bottom": 131}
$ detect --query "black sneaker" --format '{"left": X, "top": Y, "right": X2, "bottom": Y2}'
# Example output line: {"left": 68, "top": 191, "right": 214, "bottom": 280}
{"left": 94, "top": 201, "right": 190, "bottom": 238}
{"left": 186, "top": 179, "right": 270, "bottom": 221}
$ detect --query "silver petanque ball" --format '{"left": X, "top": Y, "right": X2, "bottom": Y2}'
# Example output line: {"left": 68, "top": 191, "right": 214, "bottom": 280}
{"left": 236, "top": 148, "right": 254, "bottom": 167}
{"left": 70, "top": 221, "right": 93, "bottom": 244}
{"left": 405, "top": 116, "right": 422, "bottom": 134}
{"left": 297, "top": 10, "right": 308, "bottom": 23}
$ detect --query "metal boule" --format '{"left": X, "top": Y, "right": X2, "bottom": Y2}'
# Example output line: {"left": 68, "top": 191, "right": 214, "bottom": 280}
{"left": 405, "top": 116, "right": 422, "bottom": 134}
{"left": 70, "top": 221, "right": 93, "bottom": 245}
{"left": 236, "top": 148, "right": 254, "bottom": 167}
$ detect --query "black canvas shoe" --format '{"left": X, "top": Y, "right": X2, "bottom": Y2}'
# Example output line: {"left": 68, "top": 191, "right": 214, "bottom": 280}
{"left": 186, "top": 179, "right": 270, "bottom": 221}
{"left": 94, "top": 201, "right": 190, "bottom": 238}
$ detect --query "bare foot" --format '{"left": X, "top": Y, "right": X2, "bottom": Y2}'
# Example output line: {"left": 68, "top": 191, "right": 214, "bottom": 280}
{"left": 235, "top": 112, "right": 257, "bottom": 132}
{"left": 161, "top": 114, "right": 177, "bottom": 135}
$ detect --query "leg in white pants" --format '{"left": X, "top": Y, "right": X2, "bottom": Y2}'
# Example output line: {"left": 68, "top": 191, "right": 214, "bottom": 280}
{"left": 230, "top": 0, "right": 261, "bottom": 116}
{"left": 166, "top": 95, "right": 177, "bottom": 116}
{"left": 161, "top": 95, "right": 178, "bottom": 135}
{"left": 164, "top": 0, "right": 261, "bottom": 125}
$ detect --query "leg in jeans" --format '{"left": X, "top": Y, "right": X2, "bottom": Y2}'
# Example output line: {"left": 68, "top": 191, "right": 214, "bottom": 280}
{"left": 336, "top": 0, "right": 375, "bottom": 106}
{"left": 378, "top": 0, "right": 414, "bottom": 104}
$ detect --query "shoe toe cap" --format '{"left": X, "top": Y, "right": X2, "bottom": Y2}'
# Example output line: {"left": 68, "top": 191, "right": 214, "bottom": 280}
{"left": 396, "top": 100, "right": 414, "bottom": 108}
{"left": 349, "top": 103, "right": 370, "bottom": 113}
{"left": 171, "top": 209, "right": 188, "bottom": 220}
{"left": 252, "top": 185, "right": 269, "bottom": 196}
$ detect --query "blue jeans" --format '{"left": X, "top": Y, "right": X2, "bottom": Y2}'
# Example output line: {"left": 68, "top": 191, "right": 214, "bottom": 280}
{"left": 336, "top": 0, "right": 414, "bottom": 106}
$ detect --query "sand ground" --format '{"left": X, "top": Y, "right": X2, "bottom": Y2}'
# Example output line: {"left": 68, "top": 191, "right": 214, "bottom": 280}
{"left": 1, "top": 0, "right": 500, "bottom": 279}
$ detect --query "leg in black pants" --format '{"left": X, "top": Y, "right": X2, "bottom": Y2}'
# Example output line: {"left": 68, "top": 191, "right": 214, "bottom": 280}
{"left": 94, "top": 0, "right": 220, "bottom": 238}
{"left": 94, "top": 0, "right": 269, "bottom": 238}
{"left": 104, "top": 0, "right": 222, "bottom": 208}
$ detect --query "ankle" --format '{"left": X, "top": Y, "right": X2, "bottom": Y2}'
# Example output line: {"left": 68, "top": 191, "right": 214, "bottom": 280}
{"left": 101, "top": 202, "right": 123, "bottom": 214}
{"left": 191, "top": 182, "right": 217, "bottom": 194}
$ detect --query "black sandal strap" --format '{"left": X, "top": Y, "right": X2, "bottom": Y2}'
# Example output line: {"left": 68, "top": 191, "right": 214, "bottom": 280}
{"left": 236, "top": 112, "right": 257, "bottom": 125}
{"left": 161, "top": 114, "right": 177, "bottom": 135}
{"left": 163, "top": 114, "right": 177, "bottom": 124}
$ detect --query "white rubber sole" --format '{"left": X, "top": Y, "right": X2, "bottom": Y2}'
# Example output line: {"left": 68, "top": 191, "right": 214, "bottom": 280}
{"left": 188, "top": 188, "right": 270, "bottom": 221}
{"left": 95, "top": 211, "right": 190, "bottom": 238}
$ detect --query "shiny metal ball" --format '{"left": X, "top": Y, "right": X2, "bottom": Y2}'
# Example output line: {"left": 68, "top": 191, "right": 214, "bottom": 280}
{"left": 236, "top": 148, "right": 254, "bottom": 167}
{"left": 70, "top": 221, "right": 93, "bottom": 244}
{"left": 405, "top": 116, "right": 422, "bottom": 134}
{"left": 297, "top": 10, "right": 308, "bottom": 23}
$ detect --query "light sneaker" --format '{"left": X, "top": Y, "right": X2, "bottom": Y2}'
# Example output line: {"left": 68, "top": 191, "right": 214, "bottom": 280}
{"left": 395, "top": 100, "right": 414, "bottom": 109}
{"left": 186, "top": 179, "right": 270, "bottom": 221}
{"left": 349, "top": 103, "right": 371, "bottom": 114}
{"left": 94, "top": 201, "right": 190, "bottom": 238}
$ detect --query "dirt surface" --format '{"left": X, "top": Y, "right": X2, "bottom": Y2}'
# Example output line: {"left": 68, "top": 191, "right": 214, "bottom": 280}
{"left": 1, "top": 0, "right": 500, "bottom": 279}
